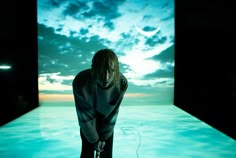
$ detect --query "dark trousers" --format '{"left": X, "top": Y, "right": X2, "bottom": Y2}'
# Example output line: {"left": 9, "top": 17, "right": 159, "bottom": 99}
{"left": 80, "top": 130, "right": 113, "bottom": 158}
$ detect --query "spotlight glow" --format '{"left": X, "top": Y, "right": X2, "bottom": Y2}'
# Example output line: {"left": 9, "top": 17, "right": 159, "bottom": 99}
{"left": 0, "top": 65, "right": 12, "bottom": 70}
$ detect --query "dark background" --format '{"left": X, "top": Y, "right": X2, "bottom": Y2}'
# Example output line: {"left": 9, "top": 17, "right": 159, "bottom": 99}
{"left": 174, "top": 0, "right": 235, "bottom": 140}
{"left": 0, "top": 0, "right": 235, "bottom": 140}
{"left": 0, "top": 0, "right": 38, "bottom": 125}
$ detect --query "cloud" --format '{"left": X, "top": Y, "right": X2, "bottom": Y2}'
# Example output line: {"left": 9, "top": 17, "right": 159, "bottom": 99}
{"left": 79, "top": 28, "right": 89, "bottom": 35}
{"left": 145, "top": 65, "right": 174, "bottom": 78}
{"left": 61, "top": 0, "right": 125, "bottom": 30}
{"left": 37, "top": 0, "right": 175, "bottom": 99}
{"left": 103, "top": 21, "right": 115, "bottom": 30}
{"left": 142, "top": 45, "right": 174, "bottom": 79}
{"left": 39, "top": 93, "right": 74, "bottom": 102}
{"left": 38, "top": 23, "right": 109, "bottom": 77}
{"left": 62, "top": 1, "right": 89, "bottom": 17}
{"left": 124, "top": 93, "right": 153, "bottom": 98}
{"left": 145, "top": 35, "right": 168, "bottom": 47}
{"left": 47, "top": 0, "right": 67, "bottom": 8}
{"left": 117, "top": 42, "right": 174, "bottom": 88}
{"left": 119, "top": 42, "right": 173, "bottom": 75}
{"left": 39, "top": 72, "right": 74, "bottom": 92}
{"left": 143, "top": 45, "right": 175, "bottom": 79}
{"left": 39, "top": 92, "right": 154, "bottom": 103}
{"left": 85, "top": 1, "right": 122, "bottom": 19}
{"left": 151, "top": 44, "right": 174, "bottom": 63}
{"left": 128, "top": 77, "right": 174, "bottom": 88}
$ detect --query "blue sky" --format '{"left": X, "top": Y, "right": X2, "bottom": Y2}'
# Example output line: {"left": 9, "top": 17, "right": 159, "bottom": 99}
{"left": 37, "top": 0, "right": 174, "bottom": 105}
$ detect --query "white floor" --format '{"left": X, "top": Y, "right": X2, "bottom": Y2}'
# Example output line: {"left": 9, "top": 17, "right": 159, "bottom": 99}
{"left": 0, "top": 104, "right": 236, "bottom": 158}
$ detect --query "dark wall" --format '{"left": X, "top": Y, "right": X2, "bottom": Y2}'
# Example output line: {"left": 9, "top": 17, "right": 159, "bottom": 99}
{"left": 0, "top": 0, "right": 38, "bottom": 126}
{"left": 174, "top": 1, "right": 235, "bottom": 140}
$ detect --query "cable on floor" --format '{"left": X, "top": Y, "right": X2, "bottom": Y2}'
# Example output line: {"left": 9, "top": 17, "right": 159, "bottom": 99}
{"left": 120, "top": 127, "right": 141, "bottom": 158}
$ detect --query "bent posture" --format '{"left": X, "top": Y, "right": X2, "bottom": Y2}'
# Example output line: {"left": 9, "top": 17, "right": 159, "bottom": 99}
{"left": 72, "top": 49, "right": 128, "bottom": 158}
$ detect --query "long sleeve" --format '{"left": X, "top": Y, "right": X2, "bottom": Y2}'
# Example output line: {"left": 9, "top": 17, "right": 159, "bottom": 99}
{"left": 72, "top": 71, "right": 99, "bottom": 143}
{"left": 99, "top": 94, "right": 124, "bottom": 140}
{"left": 98, "top": 74, "right": 128, "bottom": 140}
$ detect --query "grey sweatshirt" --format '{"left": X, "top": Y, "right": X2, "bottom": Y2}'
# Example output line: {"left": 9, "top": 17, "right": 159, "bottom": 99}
{"left": 72, "top": 69, "right": 128, "bottom": 143}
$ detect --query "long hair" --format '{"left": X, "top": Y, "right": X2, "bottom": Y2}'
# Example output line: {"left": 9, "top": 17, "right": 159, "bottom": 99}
{"left": 91, "top": 49, "right": 120, "bottom": 85}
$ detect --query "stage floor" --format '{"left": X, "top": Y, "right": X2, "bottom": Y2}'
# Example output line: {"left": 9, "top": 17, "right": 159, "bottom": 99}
{"left": 0, "top": 104, "right": 235, "bottom": 158}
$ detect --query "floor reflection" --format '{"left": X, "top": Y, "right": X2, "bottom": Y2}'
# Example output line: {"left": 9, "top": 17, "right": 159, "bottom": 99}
{"left": 0, "top": 104, "right": 236, "bottom": 158}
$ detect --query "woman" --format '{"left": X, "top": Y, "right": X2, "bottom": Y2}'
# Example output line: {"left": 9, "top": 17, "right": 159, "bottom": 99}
{"left": 72, "top": 49, "right": 128, "bottom": 158}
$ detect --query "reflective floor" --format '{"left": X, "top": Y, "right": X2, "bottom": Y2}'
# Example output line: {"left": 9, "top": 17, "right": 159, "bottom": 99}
{"left": 0, "top": 104, "right": 236, "bottom": 158}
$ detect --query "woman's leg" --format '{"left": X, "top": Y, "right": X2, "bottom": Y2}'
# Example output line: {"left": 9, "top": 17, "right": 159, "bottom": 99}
{"left": 80, "top": 130, "right": 94, "bottom": 158}
{"left": 100, "top": 133, "right": 114, "bottom": 158}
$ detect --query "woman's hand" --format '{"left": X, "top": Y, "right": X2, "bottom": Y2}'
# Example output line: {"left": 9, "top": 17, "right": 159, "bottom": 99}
{"left": 94, "top": 140, "right": 106, "bottom": 152}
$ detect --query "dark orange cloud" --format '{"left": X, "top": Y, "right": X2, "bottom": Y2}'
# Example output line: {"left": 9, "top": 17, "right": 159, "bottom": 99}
{"left": 39, "top": 93, "right": 151, "bottom": 102}
{"left": 39, "top": 94, "right": 74, "bottom": 102}
{"left": 124, "top": 93, "right": 152, "bottom": 97}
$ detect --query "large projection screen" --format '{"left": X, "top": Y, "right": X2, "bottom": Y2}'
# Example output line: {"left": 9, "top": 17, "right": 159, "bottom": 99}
{"left": 37, "top": 0, "right": 174, "bottom": 106}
